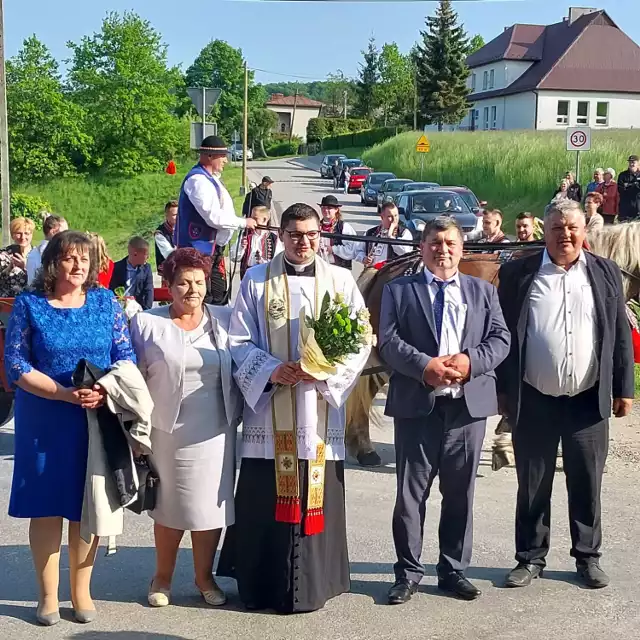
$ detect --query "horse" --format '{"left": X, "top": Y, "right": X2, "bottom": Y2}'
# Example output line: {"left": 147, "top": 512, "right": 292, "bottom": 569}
{"left": 345, "top": 222, "right": 640, "bottom": 468}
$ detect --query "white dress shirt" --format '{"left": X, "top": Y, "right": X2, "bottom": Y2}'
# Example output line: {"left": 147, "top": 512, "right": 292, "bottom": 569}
{"left": 26, "top": 239, "right": 48, "bottom": 284}
{"left": 524, "top": 249, "right": 598, "bottom": 397}
{"left": 229, "top": 230, "right": 284, "bottom": 265}
{"left": 154, "top": 232, "right": 175, "bottom": 260}
{"left": 423, "top": 268, "right": 467, "bottom": 398}
{"left": 355, "top": 226, "right": 414, "bottom": 264}
{"left": 183, "top": 172, "right": 246, "bottom": 247}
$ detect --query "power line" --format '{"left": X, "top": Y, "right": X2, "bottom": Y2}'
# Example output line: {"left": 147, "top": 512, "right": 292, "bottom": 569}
{"left": 250, "top": 67, "right": 332, "bottom": 81}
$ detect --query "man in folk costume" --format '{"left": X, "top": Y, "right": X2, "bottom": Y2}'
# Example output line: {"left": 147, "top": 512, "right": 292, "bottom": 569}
{"left": 230, "top": 205, "right": 283, "bottom": 279}
{"left": 357, "top": 202, "right": 414, "bottom": 268}
{"left": 217, "top": 203, "right": 371, "bottom": 613}
{"left": 317, "top": 195, "right": 361, "bottom": 270}
{"left": 176, "top": 135, "right": 257, "bottom": 304}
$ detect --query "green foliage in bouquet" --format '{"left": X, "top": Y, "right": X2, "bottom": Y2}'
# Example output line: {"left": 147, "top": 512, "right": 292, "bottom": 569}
{"left": 305, "top": 292, "right": 371, "bottom": 365}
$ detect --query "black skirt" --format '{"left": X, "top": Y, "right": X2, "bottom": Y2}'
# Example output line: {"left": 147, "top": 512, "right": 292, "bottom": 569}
{"left": 217, "top": 458, "right": 350, "bottom": 614}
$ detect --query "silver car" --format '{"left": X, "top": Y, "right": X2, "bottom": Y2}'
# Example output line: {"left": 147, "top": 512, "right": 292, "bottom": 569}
{"left": 377, "top": 179, "right": 414, "bottom": 211}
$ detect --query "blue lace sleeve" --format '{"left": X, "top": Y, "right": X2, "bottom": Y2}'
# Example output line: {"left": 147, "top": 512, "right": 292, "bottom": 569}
{"left": 110, "top": 296, "right": 137, "bottom": 365}
{"left": 4, "top": 295, "right": 34, "bottom": 385}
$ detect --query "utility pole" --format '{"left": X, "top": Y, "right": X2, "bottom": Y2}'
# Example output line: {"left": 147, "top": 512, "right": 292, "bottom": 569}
{"left": 242, "top": 60, "right": 248, "bottom": 195}
{"left": 343, "top": 90, "right": 348, "bottom": 121}
{"left": 201, "top": 87, "right": 207, "bottom": 143}
{"left": 413, "top": 71, "right": 418, "bottom": 131}
{"left": 0, "top": 0, "right": 10, "bottom": 246}
{"left": 289, "top": 87, "right": 299, "bottom": 143}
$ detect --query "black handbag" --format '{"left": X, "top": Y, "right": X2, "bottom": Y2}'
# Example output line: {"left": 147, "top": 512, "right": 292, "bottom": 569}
{"left": 127, "top": 455, "right": 159, "bottom": 515}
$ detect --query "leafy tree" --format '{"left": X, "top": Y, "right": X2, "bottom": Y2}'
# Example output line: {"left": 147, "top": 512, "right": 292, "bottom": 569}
{"left": 185, "top": 40, "right": 263, "bottom": 143}
{"left": 7, "top": 36, "right": 92, "bottom": 181}
{"left": 355, "top": 38, "right": 379, "bottom": 119}
{"left": 376, "top": 43, "right": 413, "bottom": 126}
{"left": 415, "top": 0, "right": 470, "bottom": 130}
{"left": 247, "top": 85, "right": 277, "bottom": 156}
{"left": 67, "top": 12, "right": 186, "bottom": 176}
{"left": 468, "top": 34, "right": 485, "bottom": 55}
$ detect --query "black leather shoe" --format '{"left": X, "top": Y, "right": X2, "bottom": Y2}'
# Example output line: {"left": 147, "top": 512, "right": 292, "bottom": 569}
{"left": 576, "top": 561, "right": 609, "bottom": 589}
{"left": 437, "top": 571, "right": 481, "bottom": 600}
{"left": 387, "top": 579, "right": 419, "bottom": 605}
{"left": 505, "top": 563, "right": 543, "bottom": 588}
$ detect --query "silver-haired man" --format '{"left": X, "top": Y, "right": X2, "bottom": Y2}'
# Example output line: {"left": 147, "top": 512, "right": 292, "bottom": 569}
{"left": 496, "top": 198, "right": 634, "bottom": 589}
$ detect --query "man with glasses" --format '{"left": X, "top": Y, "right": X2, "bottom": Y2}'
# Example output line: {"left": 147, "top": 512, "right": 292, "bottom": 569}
{"left": 176, "top": 135, "right": 257, "bottom": 304}
{"left": 218, "top": 203, "right": 370, "bottom": 614}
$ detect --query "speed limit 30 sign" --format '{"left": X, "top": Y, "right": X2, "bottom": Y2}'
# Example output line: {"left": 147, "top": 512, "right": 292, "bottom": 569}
{"left": 566, "top": 126, "right": 591, "bottom": 151}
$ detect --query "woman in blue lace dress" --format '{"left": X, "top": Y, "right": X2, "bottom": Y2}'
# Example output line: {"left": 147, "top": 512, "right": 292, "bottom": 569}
{"left": 4, "top": 230, "right": 135, "bottom": 627}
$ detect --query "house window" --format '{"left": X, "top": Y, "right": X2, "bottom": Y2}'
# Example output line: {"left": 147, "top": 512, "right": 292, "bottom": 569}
{"left": 483, "top": 71, "right": 488, "bottom": 91}
{"left": 489, "top": 69, "right": 495, "bottom": 89}
{"left": 576, "top": 101, "right": 589, "bottom": 125}
{"left": 483, "top": 107, "right": 489, "bottom": 130}
{"left": 471, "top": 73, "right": 476, "bottom": 91}
{"left": 280, "top": 122, "right": 286, "bottom": 133}
{"left": 491, "top": 106, "right": 497, "bottom": 129}
{"left": 556, "top": 100, "right": 569, "bottom": 125}
{"left": 596, "top": 102, "right": 609, "bottom": 126}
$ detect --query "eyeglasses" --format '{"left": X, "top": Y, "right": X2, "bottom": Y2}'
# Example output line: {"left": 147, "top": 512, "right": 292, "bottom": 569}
{"left": 284, "top": 230, "right": 320, "bottom": 243}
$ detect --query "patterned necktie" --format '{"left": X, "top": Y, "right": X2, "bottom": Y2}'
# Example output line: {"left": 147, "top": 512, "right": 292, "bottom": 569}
{"left": 433, "top": 280, "right": 451, "bottom": 341}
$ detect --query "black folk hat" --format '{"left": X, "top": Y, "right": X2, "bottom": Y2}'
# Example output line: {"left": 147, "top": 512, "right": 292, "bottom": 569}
{"left": 199, "top": 135, "right": 228, "bottom": 156}
{"left": 319, "top": 195, "right": 342, "bottom": 208}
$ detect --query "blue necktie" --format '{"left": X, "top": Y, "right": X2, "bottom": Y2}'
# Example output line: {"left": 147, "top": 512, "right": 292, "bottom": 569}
{"left": 433, "top": 280, "right": 451, "bottom": 341}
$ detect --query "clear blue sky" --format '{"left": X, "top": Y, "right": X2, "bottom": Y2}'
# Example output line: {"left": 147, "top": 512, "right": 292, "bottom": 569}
{"left": 5, "top": 1, "right": 636, "bottom": 84}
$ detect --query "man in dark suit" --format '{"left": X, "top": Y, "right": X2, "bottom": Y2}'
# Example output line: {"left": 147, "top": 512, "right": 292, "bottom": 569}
{"left": 110, "top": 236, "right": 154, "bottom": 310}
{"left": 378, "top": 217, "right": 510, "bottom": 605}
{"left": 497, "top": 198, "right": 634, "bottom": 590}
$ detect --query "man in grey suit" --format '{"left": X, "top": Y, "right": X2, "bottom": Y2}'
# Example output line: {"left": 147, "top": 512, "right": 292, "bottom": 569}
{"left": 378, "top": 217, "right": 510, "bottom": 605}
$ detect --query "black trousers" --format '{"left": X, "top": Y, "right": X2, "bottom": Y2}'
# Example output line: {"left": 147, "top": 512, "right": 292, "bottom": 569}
{"left": 205, "top": 249, "right": 229, "bottom": 305}
{"left": 393, "top": 397, "right": 486, "bottom": 582}
{"left": 513, "top": 383, "right": 608, "bottom": 567}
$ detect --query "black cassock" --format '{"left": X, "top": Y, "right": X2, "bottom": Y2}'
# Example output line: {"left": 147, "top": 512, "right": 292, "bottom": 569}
{"left": 217, "top": 458, "right": 349, "bottom": 613}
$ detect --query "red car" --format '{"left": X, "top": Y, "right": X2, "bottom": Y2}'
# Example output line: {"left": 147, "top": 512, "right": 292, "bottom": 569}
{"left": 347, "top": 167, "right": 371, "bottom": 194}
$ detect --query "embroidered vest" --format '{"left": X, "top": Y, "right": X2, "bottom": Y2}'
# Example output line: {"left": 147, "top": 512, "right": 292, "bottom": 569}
{"left": 364, "top": 223, "right": 409, "bottom": 262}
{"left": 323, "top": 219, "right": 351, "bottom": 270}
{"left": 155, "top": 222, "right": 175, "bottom": 271}
{"left": 176, "top": 164, "right": 222, "bottom": 255}
{"left": 240, "top": 230, "right": 278, "bottom": 278}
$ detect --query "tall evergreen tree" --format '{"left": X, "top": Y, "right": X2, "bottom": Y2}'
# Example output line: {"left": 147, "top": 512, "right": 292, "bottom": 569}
{"left": 415, "top": 0, "right": 470, "bottom": 130}
{"left": 355, "top": 37, "right": 379, "bottom": 120}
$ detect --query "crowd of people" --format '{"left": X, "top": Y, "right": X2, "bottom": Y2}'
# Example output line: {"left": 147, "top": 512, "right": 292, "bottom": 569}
{"left": 1, "top": 133, "right": 637, "bottom": 628}
{"left": 551, "top": 155, "right": 640, "bottom": 224}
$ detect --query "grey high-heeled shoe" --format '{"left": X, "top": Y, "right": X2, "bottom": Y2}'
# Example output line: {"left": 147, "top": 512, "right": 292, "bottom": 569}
{"left": 36, "top": 607, "right": 60, "bottom": 626}
{"left": 73, "top": 608, "right": 97, "bottom": 623}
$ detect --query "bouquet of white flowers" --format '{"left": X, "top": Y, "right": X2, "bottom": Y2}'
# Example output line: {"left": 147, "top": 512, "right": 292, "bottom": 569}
{"left": 298, "top": 292, "right": 372, "bottom": 381}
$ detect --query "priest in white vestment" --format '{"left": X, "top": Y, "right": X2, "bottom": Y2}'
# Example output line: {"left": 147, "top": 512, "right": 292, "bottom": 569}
{"left": 217, "top": 202, "right": 371, "bottom": 613}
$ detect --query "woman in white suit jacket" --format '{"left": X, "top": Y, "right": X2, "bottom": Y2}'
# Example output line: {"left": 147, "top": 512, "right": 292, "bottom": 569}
{"left": 129, "top": 248, "right": 242, "bottom": 610}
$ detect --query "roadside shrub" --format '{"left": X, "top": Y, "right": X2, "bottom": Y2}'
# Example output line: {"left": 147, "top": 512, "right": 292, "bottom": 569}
{"left": 307, "top": 117, "right": 373, "bottom": 142}
{"left": 322, "top": 126, "right": 409, "bottom": 150}
{"left": 266, "top": 140, "right": 300, "bottom": 157}
{"left": 7, "top": 193, "right": 52, "bottom": 229}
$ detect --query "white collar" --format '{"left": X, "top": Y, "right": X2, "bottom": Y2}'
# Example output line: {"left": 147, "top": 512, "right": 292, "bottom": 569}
{"left": 541, "top": 248, "right": 586, "bottom": 271}
{"left": 423, "top": 268, "right": 460, "bottom": 287}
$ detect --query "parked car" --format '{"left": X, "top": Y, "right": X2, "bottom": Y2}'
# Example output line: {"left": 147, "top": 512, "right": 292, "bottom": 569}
{"left": 338, "top": 159, "right": 365, "bottom": 188}
{"left": 347, "top": 167, "right": 372, "bottom": 194}
{"left": 229, "top": 144, "right": 253, "bottom": 161}
{"left": 399, "top": 181, "right": 440, "bottom": 192}
{"left": 320, "top": 153, "right": 347, "bottom": 178}
{"left": 394, "top": 189, "right": 482, "bottom": 241}
{"left": 439, "top": 185, "right": 487, "bottom": 216}
{"left": 377, "top": 179, "right": 414, "bottom": 210}
{"left": 360, "top": 172, "right": 396, "bottom": 205}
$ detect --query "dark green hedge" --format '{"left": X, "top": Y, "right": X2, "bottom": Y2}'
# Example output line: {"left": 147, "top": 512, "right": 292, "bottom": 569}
{"left": 306, "top": 117, "right": 372, "bottom": 143}
{"left": 321, "top": 126, "right": 409, "bottom": 151}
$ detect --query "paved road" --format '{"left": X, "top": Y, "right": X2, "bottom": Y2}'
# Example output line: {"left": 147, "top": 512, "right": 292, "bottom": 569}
{"left": 1, "top": 157, "right": 640, "bottom": 639}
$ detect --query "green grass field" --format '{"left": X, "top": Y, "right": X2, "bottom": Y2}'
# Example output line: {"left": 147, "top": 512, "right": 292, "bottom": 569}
{"left": 327, "top": 129, "right": 640, "bottom": 227}
{"left": 15, "top": 160, "right": 245, "bottom": 259}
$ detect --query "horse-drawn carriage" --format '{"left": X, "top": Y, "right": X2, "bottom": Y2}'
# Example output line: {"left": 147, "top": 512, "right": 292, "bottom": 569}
{"left": 345, "top": 222, "right": 640, "bottom": 468}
